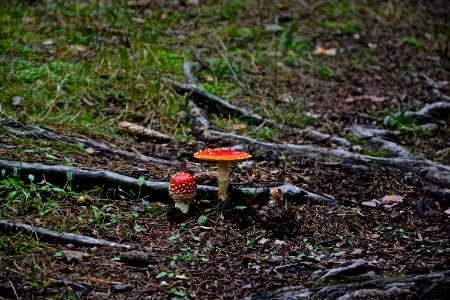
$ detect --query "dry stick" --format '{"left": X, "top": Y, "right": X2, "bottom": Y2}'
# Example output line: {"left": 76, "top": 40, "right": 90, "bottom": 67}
{"left": 0, "top": 160, "right": 336, "bottom": 205}
{"left": 0, "top": 219, "right": 133, "bottom": 249}
{"left": 4, "top": 124, "right": 201, "bottom": 172}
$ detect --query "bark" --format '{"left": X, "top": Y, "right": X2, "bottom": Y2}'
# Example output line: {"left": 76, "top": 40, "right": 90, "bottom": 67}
{"left": 207, "top": 130, "right": 450, "bottom": 188}
{"left": 3, "top": 122, "right": 200, "bottom": 172}
{"left": 251, "top": 270, "right": 450, "bottom": 300}
{"left": 0, "top": 160, "right": 335, "bottom": 205}
{"left": 0, "top": 219, "right": 133, "bottom": 249}
{"left": 349, "top": 125, "right": 416, "bottom": 159}
{"left": 168, "top": 80, "right": 284, "bottom": 129}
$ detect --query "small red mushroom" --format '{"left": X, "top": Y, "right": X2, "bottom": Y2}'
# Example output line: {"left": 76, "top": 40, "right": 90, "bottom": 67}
{"left": 169, "top": 172, "right": 197, "bottom": 213}
{"left": 194, "top": 148, "right": 251, "bottom": 201}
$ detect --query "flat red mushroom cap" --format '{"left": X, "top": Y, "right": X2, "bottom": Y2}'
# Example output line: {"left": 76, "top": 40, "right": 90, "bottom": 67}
{"left": 194, "top": 148, "right": 251, "bottom": 161}
{"left": 169, "top": 172, "right": 197, "bottom": 202}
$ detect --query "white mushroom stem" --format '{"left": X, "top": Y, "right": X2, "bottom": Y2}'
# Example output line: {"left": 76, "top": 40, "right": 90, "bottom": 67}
{"left": 217, "top": 160, "right": 230, "bottom": 201}
{"left": 174, "top": 201, "right": 190, "bottom": 214}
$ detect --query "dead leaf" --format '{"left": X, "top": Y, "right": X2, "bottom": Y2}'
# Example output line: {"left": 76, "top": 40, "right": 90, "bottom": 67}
{"left": 313, "top": 46, "right": 337, "bottom": 56}
{"left": 24, "top": 16, "right": 34, "bottom": 24}
{"left": 84, "top": 147, "right": 97, "bottom": 154}
{"left": 117, "top": 121, "right": 172, "bottom": 141}
{"left": 63, "top": 250, "right": 89, "bottom": 263}
{"left": 230, "top": 124, "right": 247, "bottom": 131}
{"left": 351, "top": 248, "right": 363, "bottom": 255}
{"left": 444, "top": 208, "right": 450, "bottom": 216}
{"left": 274, "top": 239, "right": 286, "bottom": 246}
{"left": 365, "top": 95, "right": 386, "bottom": 102}
{"left": 258, "top": 238, "right": 269, "bottom": 245}
{"left": 69, "top": 44, "right": 90, "bottom": 53}
{"left": 380, "top": 195, "right": 403, "bottom": 203}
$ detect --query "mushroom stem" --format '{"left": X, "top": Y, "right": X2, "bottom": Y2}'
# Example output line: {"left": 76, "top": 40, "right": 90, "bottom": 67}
{"left": 174, "top": 201, "right": 190, "bottom": 214}
{"left": 217, "top": 160, "right": 230, "bottom": 201}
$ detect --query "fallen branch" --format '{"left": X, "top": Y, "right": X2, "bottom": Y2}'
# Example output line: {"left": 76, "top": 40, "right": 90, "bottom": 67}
{"left": 0, "top": 160, "right": 336, "bottom": 205}
{"left": 0, "top": 219, "right": 134, "bottom": 249}
{"left": 2, "top": 121, "right": 201, "bottom": 172}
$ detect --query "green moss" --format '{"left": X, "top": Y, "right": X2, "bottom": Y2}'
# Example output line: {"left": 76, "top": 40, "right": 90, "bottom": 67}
{"left": 343, "top": 134, "right": 364, "bottom": 145}
{"left": 360, "top": 148, "right": 391, "bottom": 158}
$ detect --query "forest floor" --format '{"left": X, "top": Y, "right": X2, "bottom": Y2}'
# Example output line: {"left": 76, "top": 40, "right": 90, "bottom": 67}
{"left": 0, "top": 0, "right": 449, "bottom": 299}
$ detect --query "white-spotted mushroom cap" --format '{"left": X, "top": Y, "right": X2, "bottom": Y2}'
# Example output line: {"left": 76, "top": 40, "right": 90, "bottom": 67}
{"left": 169, "top": 172, "right": 197, "bottom": 213}
{"left": 194, "top": 148, "right": 251, "bottom": 161}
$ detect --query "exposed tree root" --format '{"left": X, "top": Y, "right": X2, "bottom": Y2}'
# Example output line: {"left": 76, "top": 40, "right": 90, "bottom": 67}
{"left": 0, "top": 219, "right": 134, "bottom": 249}
{"left": 251, "top": 270, "right": 450, "bottom": 300}
{"left": 406, "top": 101, "right": 450, "bottom": 121}
{"left": 349, "top": 125, "right": 416, "bottom": 159}
{"left": 182, "top": 74, "right": 449, "bottom": 189}
{"left": 208, "top": 130, "right": 450, "bottom": 188}
{"left": 0, "top": 160, "right": 336, "bottom": 205}
{"left": 168, "top": 80, "right": 284, "bottom": 129}
{"left": 1, "top": 120, "right": 201, "bottom": 172}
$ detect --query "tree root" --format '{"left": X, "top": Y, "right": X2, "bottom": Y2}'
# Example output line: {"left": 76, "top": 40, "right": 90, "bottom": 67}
{"left": 1, "top": 120, "right": 201, "bottom": 172}
{"left": 0, "top": 159, "right": 336, "bottom": 205}
{"left": 0, "top": 219, "right": 134, "bottom": 249}
{"left": 349, "top": 125, "right": 416, "bottom": 159}
{"left": 251, "top": 270, "right": 450, "bottom": 300}
{"left": 183, "top": 79, "right": 449, "bottom": 189}
{"left": 168, "top": 80, "right": 284, "bottom": 129}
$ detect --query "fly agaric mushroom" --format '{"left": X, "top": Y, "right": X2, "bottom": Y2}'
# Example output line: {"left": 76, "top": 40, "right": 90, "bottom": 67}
{"left": 194, "top": 148, "right": 251, "bottom": 201}
{"left": 169, "top": 172, "right": 197, "bottom": 213}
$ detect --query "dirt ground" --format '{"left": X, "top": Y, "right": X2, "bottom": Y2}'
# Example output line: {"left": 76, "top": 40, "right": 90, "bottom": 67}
{"left": 0, "top": 0, "right": 449, "bottom": 299}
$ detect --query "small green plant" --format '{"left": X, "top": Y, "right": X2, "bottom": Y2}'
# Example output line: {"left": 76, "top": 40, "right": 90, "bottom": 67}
{"left": 401, "top": 37, "right": 426, "bottom": 49}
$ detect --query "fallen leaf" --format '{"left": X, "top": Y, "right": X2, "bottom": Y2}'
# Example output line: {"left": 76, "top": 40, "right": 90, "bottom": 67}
{"left": 84, "top": 147, "right": 97, "bottom": 154}
{"left": 380, "top": 195, "right": 403, "bottom": 203}
{"left": 117, "top": 121, "right": 172, "bottom": 141}
{"left": 365, "top": 95, "right": 386, "bottom": 102}
{"left": 230, "top": 124, "right": 247, "bottom": 131}
{"left": 313, "top": 46, "right": 337, "bottom": 56}
{"left": 69, "top": 44, "right": 90, "bottom": 53}
{"left": 63, "top": 250, "right": 89, "bottom": 263}
{"left": 24, "top": 16, "right": 34, "bottom": 24}
{"left": 274, "top": 239, "right": 286, "bottom": 246}
{"left": 444, "top": 208, "right": 450, "bottom": 215}
{"left": 258, "top": 238, "right": 269, "bottom": 245}
{"left": 351, "top": 248, "right": 363, "bottom": 255}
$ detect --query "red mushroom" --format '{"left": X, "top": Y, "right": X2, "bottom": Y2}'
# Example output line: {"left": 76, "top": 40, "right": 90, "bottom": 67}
{"left": 169, "top": 172, "right": 197, "bottom": 213}
{"left": 194, "top": 148, "right": 251, "bottom": 201}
